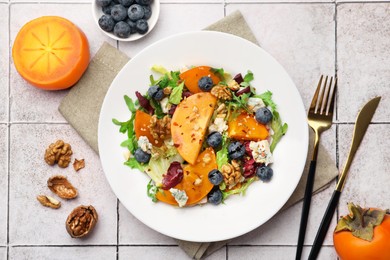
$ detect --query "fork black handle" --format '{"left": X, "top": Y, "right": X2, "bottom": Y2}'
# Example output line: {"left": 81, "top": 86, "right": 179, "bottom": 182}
{"left": 295, "top": 160, "right": 317, "bottom": 260}
{"left": 308, "top": 189, "right": 341, "bottom": 260}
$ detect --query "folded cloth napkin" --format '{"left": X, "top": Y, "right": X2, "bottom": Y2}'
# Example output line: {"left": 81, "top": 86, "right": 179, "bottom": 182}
{"left": 59, "top": 10, "right": 339, "bottom": 259}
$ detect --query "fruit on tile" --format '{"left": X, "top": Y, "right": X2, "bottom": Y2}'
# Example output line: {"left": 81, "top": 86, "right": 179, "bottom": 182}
{"left": 228, "top": 112, "right": 269, "bottom": 141}
{"left": 333, "top": 203, "right": 390, "bottom": 260}
{"left": 134, "top": 110, "right": 163, "bottom": 147}
{"left": 156, "top": 148, "right": 216, "bottom": 206}
{"left": 171, "top": 92, "right": 217, "bottom": 164}
{"left": 179, "top": 66, "right": 220, "bottom": 93}
{"left": 12, "top": 16, "right": 90, "bottom": 90}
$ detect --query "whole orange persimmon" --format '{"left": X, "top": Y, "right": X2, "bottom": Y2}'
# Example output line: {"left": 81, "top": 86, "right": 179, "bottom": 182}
{"left": 333, "top": 203, "right": 390, "bottom": 260}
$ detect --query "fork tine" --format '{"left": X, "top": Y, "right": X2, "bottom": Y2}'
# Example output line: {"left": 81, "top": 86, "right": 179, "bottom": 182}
{"left": 309, "top": 75, "right": 324, "bottom": 112}
{"left": 321, "top": 76, "right": 333, "bottom": 114}
{"left": 326, "top": 77, "right": 337, "bottom": 116}
{"left": 317, "top": 76, "right": 328, "bottom": 114}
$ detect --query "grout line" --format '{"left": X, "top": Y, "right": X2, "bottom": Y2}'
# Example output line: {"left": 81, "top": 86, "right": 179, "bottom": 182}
{"left": 7, "top": 2, "right": 11, "bottom": 260}
{"left": 11, "top": 245, "right": 117, "bottom": 248}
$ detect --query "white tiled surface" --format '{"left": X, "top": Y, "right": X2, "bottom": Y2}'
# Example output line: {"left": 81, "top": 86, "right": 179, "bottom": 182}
{"left": 2, "top": 1, "right": 390, "bottom": 260}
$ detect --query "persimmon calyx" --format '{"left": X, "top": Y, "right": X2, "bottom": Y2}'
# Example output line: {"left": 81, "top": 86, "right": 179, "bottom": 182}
{"left": 335, "top": 203, "right": 388, "bottom": 241}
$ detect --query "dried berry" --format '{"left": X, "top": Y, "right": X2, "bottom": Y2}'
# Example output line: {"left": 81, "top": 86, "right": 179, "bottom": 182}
{"left": 236, "top": 86, "right": 251, "bottom": 96}
{"left": 73, "top": 158, "right": 85, "bottom": 172}
{"left": 47, "top": 175, "right": 78, "bottom": 199}
{"left": 44, "top": 140, "right": 73, "bottom": 168}
{"left": 37, "top": 195, "right": 61, "bottom": 209}
{"left": 162, "top": 162, "right": 183, "bottom": 190}
{"left": 66, "top": 205, "right": 98, "bottom": 238}
{"left": 233, "top": 73, "right": 244, "bottom": 84}
{"left": 135, "top": 91, "right": 154, "bottom": 114}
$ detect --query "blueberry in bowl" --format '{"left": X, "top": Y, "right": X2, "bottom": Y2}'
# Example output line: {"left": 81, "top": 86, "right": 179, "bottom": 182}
{"left": 93, "top": 0, "right": 160, "bottom": 41}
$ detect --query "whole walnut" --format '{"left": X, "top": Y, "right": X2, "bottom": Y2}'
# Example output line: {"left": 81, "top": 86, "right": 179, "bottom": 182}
{"left": 66, "top": 205, "right": 98, "bottom": 238}
{"left": 44, "top": 140, "right": 72, "bottom": 168}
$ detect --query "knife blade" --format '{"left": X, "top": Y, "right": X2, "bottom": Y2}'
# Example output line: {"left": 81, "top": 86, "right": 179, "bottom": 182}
{"left": 308, "top": 96, "right": 381, "bottom": 260}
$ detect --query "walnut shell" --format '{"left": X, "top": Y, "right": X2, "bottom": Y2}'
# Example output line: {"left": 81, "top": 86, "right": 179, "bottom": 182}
{"left": 47, "top": 175, "right": 78, "bottom": 199}
{"left": 37, "top": 195, "right": 61, "bottom": 209}
{"left": 66, "top": 205, "right": 98, "bottom": 238}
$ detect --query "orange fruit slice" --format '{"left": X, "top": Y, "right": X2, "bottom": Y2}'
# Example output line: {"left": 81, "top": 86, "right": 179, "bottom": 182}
{"left": 12, "top": 16, "right": 90, "bottom": 90}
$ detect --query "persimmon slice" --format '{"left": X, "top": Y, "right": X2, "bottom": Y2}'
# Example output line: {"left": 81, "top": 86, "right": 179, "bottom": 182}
{"left": 179, "top": 66, "right": 221, "bottom": 93}
{"left": 171, "top": 92, "right": 217, "bottom": 164}
{"left": 228, "top": 112, "right": 269, "bottom": 141}
{"left": 156, "top": 148, "right": 216, "bottom": 206}
{"left": 134, "top": 110, "right": 163, "bottom": 147}
{"left": 12, "top": 16, "right": 90, "bottom": 90}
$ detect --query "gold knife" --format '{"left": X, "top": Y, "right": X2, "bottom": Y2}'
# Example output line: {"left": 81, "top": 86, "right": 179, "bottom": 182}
{"left": 308, "top": 96, "right": 381, "bottom": 260}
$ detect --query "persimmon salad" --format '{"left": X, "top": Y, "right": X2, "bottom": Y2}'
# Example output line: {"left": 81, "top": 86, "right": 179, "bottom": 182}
{"left": 113, "top": 65, "right": 288, "bottom": 207}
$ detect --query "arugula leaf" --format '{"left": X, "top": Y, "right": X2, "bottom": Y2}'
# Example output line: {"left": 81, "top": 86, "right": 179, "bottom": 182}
{"left": 150, "top": 99, "right": 165, "bottom": 119}
{"left": 243, "top": 70, "right": 254, "bottom": 83}
{"left": 229, "top": 92, "right": 250, "bottom": 115}
{"left": 216, "top": 134, "right": 229, "bottom": 170}
{"left": 124, "top": 157, "right": 144, "bottom": 172}
{"left": 147, "top": 180, "right": 158, "bottom": 202}
{"left": 169, "top": 81, "right": 184, "bottom": 105}
{"left": 124, "top": 95, "right": 136, "bottom": 113}
{"left": 112, "top": 118, "right": 122, "bottom": 126}
{"left": 270, "top": 111, "right": 288, "bottom": 152}
{"left": 211, "top": 67, "right": 225, "bottom": 81}
{"left": 255, "top": 91, "right": 277, "bottom": 112}
{"left": 222, "top": 177, "right": 256, "bottom": 201}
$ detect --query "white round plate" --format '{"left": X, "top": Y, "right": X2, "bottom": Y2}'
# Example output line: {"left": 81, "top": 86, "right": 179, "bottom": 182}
{"left": 92, "top": 0, "right": 160, "bottom": 42}
{"left": 98, "top": 31, "right": 308, "bottom": 242}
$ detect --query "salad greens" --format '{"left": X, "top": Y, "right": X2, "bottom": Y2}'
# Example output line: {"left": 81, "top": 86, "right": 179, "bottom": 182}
{"left": 114, "top": 65, "right": 288, "bottom": 207}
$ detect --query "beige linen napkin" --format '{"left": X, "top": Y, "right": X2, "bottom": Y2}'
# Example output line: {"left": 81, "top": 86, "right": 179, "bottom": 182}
{"left": 59, "top": 10, "right": 339, "bottom": 259}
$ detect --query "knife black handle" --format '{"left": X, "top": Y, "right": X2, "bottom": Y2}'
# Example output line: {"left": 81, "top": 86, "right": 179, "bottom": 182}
{"left": 308, "top": 189, "right": 341, "bottom": 260}
{"left": 295, "top": 160, "right": 317, "bottom": 260}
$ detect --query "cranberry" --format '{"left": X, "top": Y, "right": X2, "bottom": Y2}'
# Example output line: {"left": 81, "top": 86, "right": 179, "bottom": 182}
{"left": 236, "top": 86, "right": 251, "bottom": 96}
{"left": 168, "top": 104, "right": 177, "bottom": 115}
{"left": 162, "top": 162, "right": 183, "bottom": 190}
{"left": 182, "top": 91, "right": 193, "bottom": 98}
{"left": 233, "top": 73, "right": 244, "bottom": 84}
{"left": 135, "top": 91, "right": 154, "bottom": 114}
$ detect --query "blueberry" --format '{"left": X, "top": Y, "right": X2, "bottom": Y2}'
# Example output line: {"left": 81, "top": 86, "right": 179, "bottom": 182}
{"left": 134, "top": 148, "right": 151, "bottom": 163}
{"left": 208, "top": 169, "right": 223, "bottom": 186}
{"left": 207, "top": 188, "right": 223, "bottom": 205}
{"left": 255, "top": 107, "right": 273, "bottom": 124}
{"left": 228, "top": 141, "right": 245, "bottom": 160}
{"left": 114, "top": 21, "right": 131, "bottom": 38}
{"left": 125, "top": 18, "right": 137, "bottom": 34}
{"left": 143, "top": 5, "right": 152, "bottom": 19}
{"left": 128, "top": 4, "right": 145, "bottom": 21}
{"left": 98, "top": 15, "right": 116, "bottom": 32}
{"left": 118, "top": 0, "right": 134, "bottom": 7}
{"left": 112, "top": 0, "right": 119, "bottom": 3}
{"left": 111, "top": 4, "right": 128, "bottom": 21}
{"left": 135, "top": 19, "right": 149, "bottom": 34}
{"left": 207, "top": 131, "right": 222, "bottom": 149}
{"left": 148, "top": 86, "right": 164, "bottom": 101}
{"left": 135, "top": 0, "right": 151, "bottom": 5}
{"left": 256, "top": 166, "right": 273, "bottom": 182}
{"left": 198, "top": 76, "right": 214, "bottom": 92}
{"left": 96, "top": 0, "right": 112, "bottom": 7}
{"left": 102, "top": 2, "right": 115, "bottom": 15}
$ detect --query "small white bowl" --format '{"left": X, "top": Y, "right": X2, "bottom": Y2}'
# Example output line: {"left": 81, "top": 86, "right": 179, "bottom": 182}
{"left": 92, "top": 0, "right": 160, "bottom": 41}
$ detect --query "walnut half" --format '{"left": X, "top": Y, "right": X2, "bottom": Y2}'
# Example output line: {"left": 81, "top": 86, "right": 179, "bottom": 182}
{"left": 37, "top": 195, "right": 61, "bottom": 209}
{"left": 47, "top": 175, "right": 78, "bottom": 199}
{"left": 44, "top": 140, "right": 73, "bottom": 168}
{"left": 66, "top": 205, "right": 98, "bottom": 238}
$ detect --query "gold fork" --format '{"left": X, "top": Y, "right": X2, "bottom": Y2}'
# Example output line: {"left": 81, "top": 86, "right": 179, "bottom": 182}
{"left": 295, "top": 75, "right": 337, "bottom": 260}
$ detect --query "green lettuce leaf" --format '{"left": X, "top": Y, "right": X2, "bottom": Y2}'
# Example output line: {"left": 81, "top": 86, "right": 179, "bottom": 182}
{"left": 216, "top": 134, "right": 229, "bottom": 170}
{"left": 270, "top": 111, "right": 288, "bottom": 152}
{"left": 169, "top": 81, "right": 184, "bottom": 105}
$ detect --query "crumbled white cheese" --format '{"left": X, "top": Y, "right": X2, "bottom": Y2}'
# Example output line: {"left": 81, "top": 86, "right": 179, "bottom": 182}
{"left": 247, "top": 97, "right": 265, "bottom": 113}
{"left": 208, "top": 117, "right": 228, "bottom": 133}
{"left": 249, "top": 140, "right": 273, "bottom": 165}
{"left": 160, "top": 97, "right": 170, "bottom": 114}
{"left": 169, "top": 188, "right": 188, "bottom": 207}
{"left": 138, "top": 136, "right": 152, "bottom": 154}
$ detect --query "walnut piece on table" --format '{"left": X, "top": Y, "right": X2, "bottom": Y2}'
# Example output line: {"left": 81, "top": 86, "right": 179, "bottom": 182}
{"left": 44, "top": 140, "right": 72, "bottom": 168}
{"left": 66, "top": 205, "right": 98, "bottom": 238}
{"left": 47, "top": 175, "right": 78, "bottom": 199}
{"left": 37, "top": 195, "right": 61, "bottom": 209}
{"left": 73, "top": 158, "right": 85, "bottom": 172}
